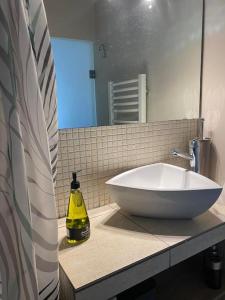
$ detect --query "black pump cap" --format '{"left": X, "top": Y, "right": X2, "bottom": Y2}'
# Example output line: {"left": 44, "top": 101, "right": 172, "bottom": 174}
{"left": 71, "top": 172, "right": 80, "bottom": 189}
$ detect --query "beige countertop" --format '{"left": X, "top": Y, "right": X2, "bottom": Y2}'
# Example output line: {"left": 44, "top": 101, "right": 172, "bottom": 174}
{"left": 58, "top": 202, "right": 225, "bottom": 300}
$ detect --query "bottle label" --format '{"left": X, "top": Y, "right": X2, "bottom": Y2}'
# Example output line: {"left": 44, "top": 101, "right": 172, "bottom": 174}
{"left": 67, "top": 225, "right": 90, "bottom": 241}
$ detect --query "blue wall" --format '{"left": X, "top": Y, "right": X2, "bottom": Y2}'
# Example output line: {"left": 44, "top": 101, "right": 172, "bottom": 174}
{"left": 51, "top": 38, "right": 96, "bottom": 128}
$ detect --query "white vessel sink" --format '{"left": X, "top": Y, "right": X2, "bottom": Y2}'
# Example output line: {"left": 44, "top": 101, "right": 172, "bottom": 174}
{"left": 106, "top": 163, "right": 222, "bottom": 219}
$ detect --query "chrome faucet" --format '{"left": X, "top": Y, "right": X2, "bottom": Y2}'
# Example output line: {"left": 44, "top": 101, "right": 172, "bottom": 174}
{"left": 171, "top": 138, "right": 211, "bottom": 176}
{"left": 171, "top": 139, "right": 199, "bottom": 173}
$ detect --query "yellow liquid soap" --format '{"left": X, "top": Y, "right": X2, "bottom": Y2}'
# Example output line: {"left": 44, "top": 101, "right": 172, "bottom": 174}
{"left": 66, "top": 189, "right": 90, "bottom": 245}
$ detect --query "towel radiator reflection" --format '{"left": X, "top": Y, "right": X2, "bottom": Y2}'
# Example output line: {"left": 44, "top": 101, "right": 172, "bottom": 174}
{"left": 108, "top": 74, "right": 147, "bottom": 125}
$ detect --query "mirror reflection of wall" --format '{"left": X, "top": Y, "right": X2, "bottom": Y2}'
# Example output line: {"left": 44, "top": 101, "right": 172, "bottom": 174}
{"left": 44, "top": 0, "right": 202, "bottom": 129}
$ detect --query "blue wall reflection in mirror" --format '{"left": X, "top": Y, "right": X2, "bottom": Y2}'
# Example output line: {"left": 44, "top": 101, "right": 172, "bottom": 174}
{"left": 51, "top": 38, "right": 97, "bottom": 128}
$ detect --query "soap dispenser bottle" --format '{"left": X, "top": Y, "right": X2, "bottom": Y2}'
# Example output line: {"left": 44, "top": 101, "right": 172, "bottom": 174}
{"left": 66, "top": 172, "right": 90, "bottom": 245}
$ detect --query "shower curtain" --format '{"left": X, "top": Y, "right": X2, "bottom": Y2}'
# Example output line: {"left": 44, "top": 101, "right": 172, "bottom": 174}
{"left": 0, "top": 0, "right": 59, "bottom": 299}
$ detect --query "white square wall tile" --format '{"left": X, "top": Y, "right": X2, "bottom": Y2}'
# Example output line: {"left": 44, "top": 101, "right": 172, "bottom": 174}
{"left": 55, "top": 119, "right": 199, "bottom": 217}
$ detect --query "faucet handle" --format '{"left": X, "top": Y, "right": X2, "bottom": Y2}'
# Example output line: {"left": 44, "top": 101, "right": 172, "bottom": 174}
{"left": 189, "top": 139, "right": 197, "bottom": 153}
{"left": 189, "top": 138, "right": 195, "bottom": 149}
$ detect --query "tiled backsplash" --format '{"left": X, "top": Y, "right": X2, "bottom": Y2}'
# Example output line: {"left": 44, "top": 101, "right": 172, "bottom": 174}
{"left": 55, "top": 119, "right": 198, "bottom": 217}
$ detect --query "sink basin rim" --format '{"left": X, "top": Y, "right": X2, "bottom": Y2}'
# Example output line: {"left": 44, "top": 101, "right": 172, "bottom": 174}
{"left": 106, "top": 163, "right": 222, "bottom": 192}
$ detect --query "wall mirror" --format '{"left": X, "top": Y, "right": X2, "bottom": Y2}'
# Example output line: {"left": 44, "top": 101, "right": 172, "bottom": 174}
{"left": 44, "top": 0, "right": 203, "bottom": 129}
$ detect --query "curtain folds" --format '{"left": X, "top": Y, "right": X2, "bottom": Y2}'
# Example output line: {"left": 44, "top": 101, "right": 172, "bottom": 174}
{"left": 0, "top": 0, "right": 59, "bottom": 299}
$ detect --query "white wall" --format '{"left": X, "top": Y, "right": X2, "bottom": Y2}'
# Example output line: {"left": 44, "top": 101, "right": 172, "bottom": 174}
{"left": 44, "top": 0, "right": 96, "bottom": 41}
{"left": 202, "top": 0, "right": 225, "bottom": 205}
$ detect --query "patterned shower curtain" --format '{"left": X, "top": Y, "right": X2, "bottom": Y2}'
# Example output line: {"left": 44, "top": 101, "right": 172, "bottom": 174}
{"left": 0, "top": 0, "right": 59, "bottom": 299}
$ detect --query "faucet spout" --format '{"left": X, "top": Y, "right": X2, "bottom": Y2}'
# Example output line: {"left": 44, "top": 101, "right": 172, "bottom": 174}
{"left": 171, "top": 149, "right": 193, "bottom": 161}
{"left": 171, "top": 138, "right": 211, "bottom": 175}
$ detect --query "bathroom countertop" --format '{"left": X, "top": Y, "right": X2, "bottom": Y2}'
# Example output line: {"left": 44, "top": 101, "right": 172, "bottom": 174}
{"left": 58, "top": 202, "right": 225, "bottom": 300}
